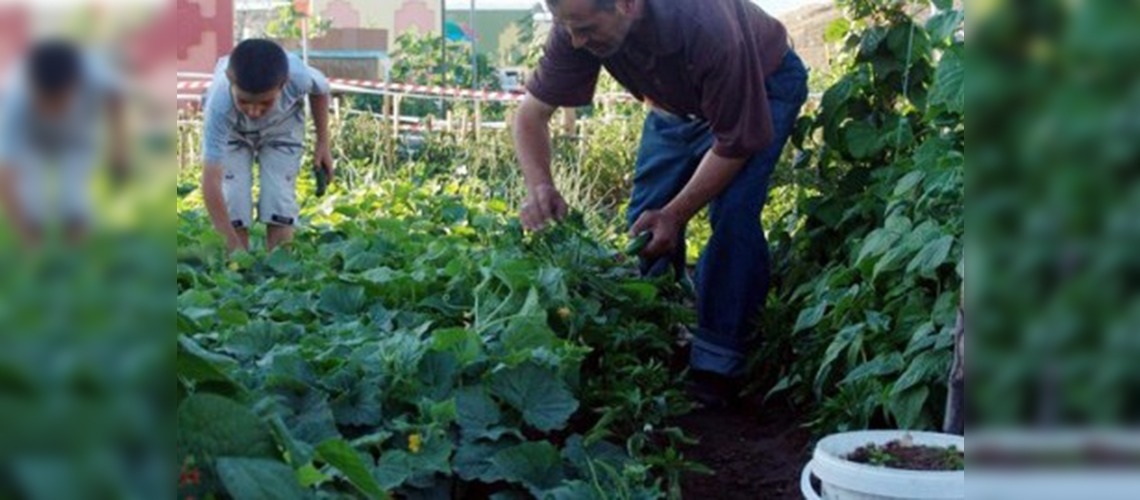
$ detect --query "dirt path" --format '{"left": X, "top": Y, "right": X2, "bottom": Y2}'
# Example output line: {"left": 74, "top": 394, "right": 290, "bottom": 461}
{"left": 677, "top": 395, "right": 813, "bottom": 499}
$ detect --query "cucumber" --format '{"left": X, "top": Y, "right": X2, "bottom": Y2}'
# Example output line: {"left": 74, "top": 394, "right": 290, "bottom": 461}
{"left": 314, "top": 166, "right": 329, "bottom": 197}
{"left": 624, "top": 231, "right": 653, "bottom": 256}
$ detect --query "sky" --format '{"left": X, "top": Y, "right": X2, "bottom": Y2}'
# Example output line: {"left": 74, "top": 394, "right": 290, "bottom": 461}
{"left": 441, "top": 0, "right": 824, "bottom": 16}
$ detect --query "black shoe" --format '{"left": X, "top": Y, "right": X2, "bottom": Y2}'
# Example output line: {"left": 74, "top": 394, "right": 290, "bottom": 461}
{"left": 685, "top": 369, "right": 741, "bottom": 410}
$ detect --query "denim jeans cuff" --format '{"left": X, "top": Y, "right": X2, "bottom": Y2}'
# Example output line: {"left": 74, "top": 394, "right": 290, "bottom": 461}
{"left": 689, "top": 331, "right": 746, "bottom": 377}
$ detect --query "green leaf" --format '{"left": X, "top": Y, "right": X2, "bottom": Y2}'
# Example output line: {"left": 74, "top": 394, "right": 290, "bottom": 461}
{"left": 454, "top": 438, "right": 518, "bottom": 483}
{"left": 816, "top": 324, "right": 865, "bottom": 385}
{"left": 373, "top": 451, "right": 413, "bottom": 490}
{"left": 618, "top": 281, "right": 657, "bottom": 303}
{"left": 794, "top": 302, "right": 828, "bottom": 333}
{"left": 545, "top": 481, "right": 601, "bottom": 500}
{"left": 820, "top": 76, "right": 854, "bottom": 134}
{"left": 345, "top": 252, "right": 386, "bottom": 272}
{"left": 856, "top": 229, "right": 900, "bottom": 264}
{"left": 456, "top": 386, "right": 502, "bottom": 434}
{"left": 296, "top": 462, "right": 329, "bottom": 488}
{"left": 893, "top": 171, "right": 926, "bottom": 197}
{"left": 891, "top": 351, "right": 949, "bottom": 396}
{"left": 858, "top": 27, "right": 889, "bottom": 57}
{"left": 490, "top": 363, "right": 579, "bottom": 432}
{"left": 431, "top": 327, "right": 483, "bottom": 365}
{"left": 178, "top": 394, "right": 276, "bottom": 458}
{"left": 177, "top": 335, "right": 242, "bottom": 392}
{"left": 840, "top": 353, "right": 906, "bottom": 385}
{"left": 215, "top": 457, "right": 309, "bottom": 500}
{"left": 890, "top": 386, "right": 930, "bottom": 429}
{"left": 362, "top": 266, "right": 400, "bottom": 284}
{"left": 490, "top": 441, "right": 565, "bottom": 495}
{"left": 417, "top": 351, "right": 459, "bottom": 400}
{"left": 265, "top": 249, "right": 303, "bottom": 275}
{"left": 319, "top": 284, "right": 366, "bottom": 316}
{"left": 904, "top": 321, "right": 937, "bottom": 357}
{"left": 502, "top": 288, "right": 557, "bottom": 353}
{"left": 330, "top": 381, "right": 383, "bottom": 427}
{"left": 843, "top": 121, "right": 883, "bottom": 159}
{"left": 932, "top": 0, "right": 952, "bottom": 9}
{"left": 930, "top": 48, "right": 964, "bottom": 114}
{"left": 906, "top": 235, "right": 955, "bottom": 275}
{"left": 872, "top": 246, "right": 910, "bottom": 279}
{"left": 824, "top": 18, "right": 851, "bottom": 44}
{"left": 926, "top": 9, "right": 964, "bottom": 41}
{"left": 316, "top": 439, "right": 389, "bottom": 499}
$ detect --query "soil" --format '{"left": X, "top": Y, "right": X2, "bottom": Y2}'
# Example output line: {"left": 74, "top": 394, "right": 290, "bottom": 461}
{"left": 847, "top": 439, "right": 964, "bottom": 471}
{"left": 676, "top": 393, "right": 814, "bottom": 499}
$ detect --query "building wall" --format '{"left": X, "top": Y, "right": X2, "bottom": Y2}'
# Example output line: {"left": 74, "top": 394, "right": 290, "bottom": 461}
{"left": 314, "top": 0, "right": 442, "bottom": 48}
{"left": 177, "top": 0, "right": 235, "bottom": 74}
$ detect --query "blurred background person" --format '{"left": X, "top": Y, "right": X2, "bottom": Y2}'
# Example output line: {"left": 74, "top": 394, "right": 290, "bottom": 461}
{"left": 0, "top": 39, "right": 127, "bottom": 247}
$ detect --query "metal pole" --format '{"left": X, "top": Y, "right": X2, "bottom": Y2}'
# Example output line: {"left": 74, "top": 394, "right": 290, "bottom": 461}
{"left": 301, "top": 15, "right": 309, "bottom": 66}
{"left": 470, "top": 0, "right": 477, "bottom": 90}
{"left": 439, "top": 0, "right": 446, "bottom": 112}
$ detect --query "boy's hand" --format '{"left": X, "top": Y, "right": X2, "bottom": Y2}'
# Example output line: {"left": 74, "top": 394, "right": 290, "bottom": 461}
{"left": 225, "top": 232, "right": 248, "bottom": 254}
{"left": 314, "top": 141, "right": 334, "bottom": 180}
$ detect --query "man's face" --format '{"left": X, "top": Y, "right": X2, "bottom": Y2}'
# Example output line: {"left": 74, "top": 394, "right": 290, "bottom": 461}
{"left": 552, "top": 0, "right": 638, "bottom": 58}
{"left": 227, "top": 71, "right": 282, "bottom": 120}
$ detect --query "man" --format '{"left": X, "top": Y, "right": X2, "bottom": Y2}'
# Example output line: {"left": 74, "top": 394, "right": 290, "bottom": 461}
{"left": 0, "top": 39, "right": 127, "bottom": 246}
{"left": 200, "top": 39, "right": 333, "bottom": 254}
{"left": 514, "top": 0, "right": 808, "bottom": 407}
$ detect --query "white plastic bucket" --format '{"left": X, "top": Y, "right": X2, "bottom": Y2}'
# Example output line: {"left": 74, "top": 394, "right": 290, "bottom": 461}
{"left": 800, "top": 430, "right": 965, "bottom": 500}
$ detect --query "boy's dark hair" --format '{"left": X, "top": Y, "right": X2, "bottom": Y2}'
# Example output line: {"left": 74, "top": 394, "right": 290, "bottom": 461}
{"left": 228, "top": 39, "right": 289, "bottom": 94}
{"left": 28, "top": 40, "right": 83, "bottom": 95}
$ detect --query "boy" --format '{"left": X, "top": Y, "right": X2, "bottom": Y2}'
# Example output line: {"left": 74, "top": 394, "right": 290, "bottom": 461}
{"left": 0, "top": 39, "right": 126, "bottom": 246}
{"left": 200, "top": 38, "right": 333, "bottom": 253}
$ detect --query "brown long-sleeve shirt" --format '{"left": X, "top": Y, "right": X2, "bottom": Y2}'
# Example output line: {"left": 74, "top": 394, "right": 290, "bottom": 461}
{"left": 526, "top": 0, "right": 790, "bottom": 158}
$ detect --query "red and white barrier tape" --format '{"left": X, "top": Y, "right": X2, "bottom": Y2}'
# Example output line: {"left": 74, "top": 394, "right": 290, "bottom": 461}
{"left": 175, "top": 77, "right": 527, "bottom": 102}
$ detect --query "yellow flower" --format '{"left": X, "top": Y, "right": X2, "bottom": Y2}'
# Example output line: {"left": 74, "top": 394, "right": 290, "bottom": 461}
{"left": 557, "top": 307, "right": 572, "bottom": 320}
{"left": 408, "top": 433, "right": 422, "bottom": 454}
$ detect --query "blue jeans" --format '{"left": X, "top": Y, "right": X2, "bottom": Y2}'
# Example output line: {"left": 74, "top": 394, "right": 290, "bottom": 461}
{"left": 626, "top": 51, "right": 809, "bottom": 377}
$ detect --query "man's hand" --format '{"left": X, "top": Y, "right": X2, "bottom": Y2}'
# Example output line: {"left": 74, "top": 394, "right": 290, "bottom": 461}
{"left": 520, "top": 183, "right": 568, "bottom": 231}
{"left": 629, "top": 208, "right": 684, "bottom": 260}
{"left": 314, "top": 141, "right": 334, "bottom": 180}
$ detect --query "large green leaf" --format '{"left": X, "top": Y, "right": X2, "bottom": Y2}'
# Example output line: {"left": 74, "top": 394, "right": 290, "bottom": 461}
{"left": 417, "top": 350, "right": 459, "bottom": 400}
{"left": 216, "top": 457, "right": 309, "bottom": 500}
{"left": 856, "top": 229, "right": 900, "bottom": 264}
{"left": 490, "top": 441, "right": 565, "bottom": 495}
{"left": 456, "top": 386, "right": 502, "bottom": 434}
{"left": 843, "top": 121, "right": 883, "bottom": 159}
{"left": 891, "top": 351, "right": 949, "bottom": 396}
{"left": 489, "top": 363, "right": 579, "bottom": 432}
{"left": 177, "top": 335, "right": 242, "bottom": 394}
{"left": 502, "top": 288, "right": 557, "bottom": 353}
{"left": 794, "top": 302, "right": 828, "bottom": 333}
{"left": 906, "top": 235, "right": 955, "bottom": 275}
{"left": 373, "top": 452, "right": 412, "bottom": 490}
{"left": 319, "top": 284, "right": 367, "bottom": 316}
{"left": 930, "top": 48, "right": 964, "bottom": 114}
{"left": 840, "top": 352, "right": 906, "bottom": 385}
{"left": 453, "top": 438, "right": 519, "bottom": 483}
{"left": 926, "top": 10, "right": 964, "bottom": 41}
{"left": 431, "top": 327, "right": 483, "bottom": 365}
{"left": 890, "top": 386, "right": 930, "bottom": 430}
{"left": 816, "top": 324, "right": 865, "bottom": 386}
{"left": 316, "top": 439, "right": 389, "bottom": 499}
{"left": 178, "top": 394, "right": 276, "bottom": 459}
